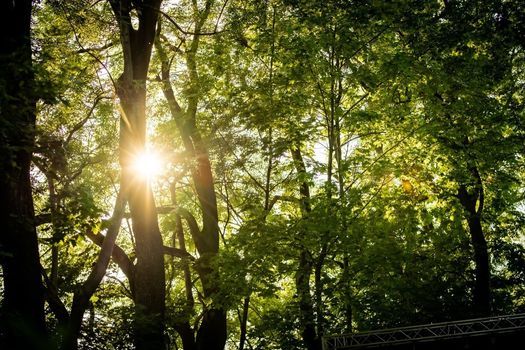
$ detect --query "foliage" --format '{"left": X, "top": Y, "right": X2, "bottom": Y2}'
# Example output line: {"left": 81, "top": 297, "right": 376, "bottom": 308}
{"left": 1, "top": 0, "right": 524, "bottom": 349}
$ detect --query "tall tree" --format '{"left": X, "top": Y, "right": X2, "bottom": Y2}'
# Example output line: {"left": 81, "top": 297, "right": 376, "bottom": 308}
{"left": 3, "top": 0, "right": 524, "bottom": 348}
{"left": 155, "top": 1, "right": 228, "bottom": 348}
{"left": 109, "top": 0, "right": 166, "bottom": 348}
{"left": 390, "top": 0, "right": 525, "bottom": 316}
{"left": 0, "top": 1, "right": 47, "bottom": 348}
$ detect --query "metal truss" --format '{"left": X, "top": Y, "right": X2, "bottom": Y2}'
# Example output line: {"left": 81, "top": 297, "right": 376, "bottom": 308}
{"left": 322, "top": 313, "right": 525, "bottom": 350}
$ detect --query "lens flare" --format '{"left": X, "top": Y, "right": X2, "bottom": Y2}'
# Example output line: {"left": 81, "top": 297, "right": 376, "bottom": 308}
{"left": 133, "top": 150, "right": 163, "bottom": 180}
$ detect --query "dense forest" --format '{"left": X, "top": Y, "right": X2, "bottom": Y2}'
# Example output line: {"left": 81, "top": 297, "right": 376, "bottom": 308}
{"left": 1, "top": 0, "right": 524, "bottom": 349}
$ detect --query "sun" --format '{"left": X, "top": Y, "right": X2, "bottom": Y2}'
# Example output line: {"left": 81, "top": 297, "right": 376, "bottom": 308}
{"left": 132, "top": 150, "right": 163, "bottom": 180}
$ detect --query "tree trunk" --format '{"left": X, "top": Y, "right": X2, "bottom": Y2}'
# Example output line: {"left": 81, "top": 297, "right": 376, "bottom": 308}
{"left": 466, "top": 214, "right": 490, "bottom": 316}
{"left": 118, "top": 79, "right": 166, "bottom": 350}
{"left": 110, "top": 1, "right": 166, "bottom": 348}
{"left": 175, "top": 322, "right": 196, "bottom": 350}
{"left": 193, "top": 157, "right": 227, "bottom": 350}
{"left": 457, "top": 165, "right": 490, "bottom": 317}
{"left": 296, "top": 251, "right": 319, "bottom": 350}
{"left": 342, "top": 255, "right": 353, "bottom": 333}
{"left": 0, "top": 1, "right": 47, "bottom": 348}
{"left": 238, "top": 296, "right": 250, "bottom": 350}
{"left": 314, "top": 248, "right": 327, "bottom": 337}
{"left": 169, "top": 185, "right": 197, "bottom": 350}
{"left": 291, "top": 146, "right": 321, "bottom": 350}
{"left": 155, "top": 9, "right": 227, "bottom": 347}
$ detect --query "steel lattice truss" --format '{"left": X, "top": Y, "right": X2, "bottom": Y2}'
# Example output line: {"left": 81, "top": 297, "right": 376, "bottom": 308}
{"left": 322, "top": 313, "right": 525, "bottom": 349}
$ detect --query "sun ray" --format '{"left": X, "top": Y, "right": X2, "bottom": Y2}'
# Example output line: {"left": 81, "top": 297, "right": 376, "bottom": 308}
{"left": 132, "top": 150, "right": 163, "bottom": 180}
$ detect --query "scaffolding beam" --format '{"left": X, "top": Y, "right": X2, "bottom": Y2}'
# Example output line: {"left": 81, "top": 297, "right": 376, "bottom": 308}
{"left": 322, "top": 313, "right": 525, "bottom": 350}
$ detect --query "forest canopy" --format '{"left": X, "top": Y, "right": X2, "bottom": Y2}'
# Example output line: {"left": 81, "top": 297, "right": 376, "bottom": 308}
{"left": 1, "top": 0, "right": 524, "bottom": 349}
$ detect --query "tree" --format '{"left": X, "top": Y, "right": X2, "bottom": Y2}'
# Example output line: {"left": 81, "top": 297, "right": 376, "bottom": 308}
{"left": 108, "top": 1, "right": 166, "bottom": 348}
{"left": 154, "top": 0, "right": 227, "bottom": 347}
{"left": 2, "top": 1, "right": 525, "bottom": 349}
{"left": 384, "top": 0, "right": 525, "bottom": 317}
{"left": 0, "top": 1, "right": 48, "bottom": 348}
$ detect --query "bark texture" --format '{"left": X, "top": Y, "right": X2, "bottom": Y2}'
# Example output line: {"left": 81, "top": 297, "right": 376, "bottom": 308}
{"left": 109, "top": 1, "right": 166, "bottom": 348}
{"left": 0, "top": 1, "right": 47, "bottom": 348}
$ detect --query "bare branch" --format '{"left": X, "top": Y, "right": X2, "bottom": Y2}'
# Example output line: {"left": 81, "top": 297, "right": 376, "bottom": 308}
{"left": 163, "top": 245, "right": 196, "bottom": 260}
{"left": 176, "top": 207, "right": 202, "bottom": 238}
{"left": 85, "top": 228, "right": 135, "bottom": 284}
{"left": 75, "top": 41, "right": 115, "bottom": 54}
{"left": 160, "top": 10, "right": 223, "bottom": 36}
{"left": 214, "top": 0, "right": 229, "bottom": 33}
{"left": 123, "top": 205, "right": 175, "bottom": 218}
{"left": 65, "top": 93, "right": 110, "bottom": 144}
{"left": 41, "top": 266, "right": 69, "bottom": 325}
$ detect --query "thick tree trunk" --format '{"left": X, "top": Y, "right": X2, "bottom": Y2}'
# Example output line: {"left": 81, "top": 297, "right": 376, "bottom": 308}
{"left": 118, "top": 82, "right": 166, "bottom": 350}
{"left": 110, "top": 1, "right": 166, "bottom": 348}
{"left": 466, "top": 214, "right": 490, "bottom": 316}
{"left": 195, "top": 308, "right": 227, "bottom": 350}
{"left": 193, "top": 156, "right": 227, "bottom": 350}
{"left": 0, "top": 1, "right": 47, "bottom": 348}
{"left": 175, "top": 322, "right": 197, "bottom": 350}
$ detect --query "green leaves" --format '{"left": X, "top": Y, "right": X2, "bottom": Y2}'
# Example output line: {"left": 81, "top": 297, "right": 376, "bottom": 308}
{"left": 26, "top": 0, "right": 525, "bottom": 348}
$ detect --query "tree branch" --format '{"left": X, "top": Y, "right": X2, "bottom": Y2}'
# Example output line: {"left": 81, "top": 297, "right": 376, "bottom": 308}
{"left": 65, "top": 93, "right": 110, "bottom": 144}
{"left": 75, "top": 41, "right": 115, "bottom": 54}
{"left": 85, "top": 229, "right": 135, "bottom": 284}
{"left": 41, "top": 266, "right": 69, "bottom": 325}
{"left": 123, "top": 205, "right": 176, "bottom": 218}
{"left": 63, "top": 187, "right": 127, "bottom": 347}
{"left": 163, "top": 245, "right": 196, "bottom": 260}
{"left": 159, "top": 10, "right": 223, "bottom": 36}
{"left": 79, "top": 190, "right": 127, "bottom": 296}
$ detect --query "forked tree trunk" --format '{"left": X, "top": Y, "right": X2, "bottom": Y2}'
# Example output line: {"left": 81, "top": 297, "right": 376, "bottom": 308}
{"left": 0, "top": 1, "right": 47, "bottom": 348}
{"left": 109, "top": 1, "right": 166, "bottom": 348}
{"left": 155, "top": 6, "right": 227, "bottom": 347}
